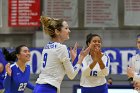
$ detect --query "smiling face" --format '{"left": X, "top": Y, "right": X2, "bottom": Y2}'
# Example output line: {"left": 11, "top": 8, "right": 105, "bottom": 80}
{"left": 17, "top": 46, "right": 31, "bottom": 63}
{"left": 59, "top": 21, "right": 70, "bottom": 42}
{"left": 87, "top": 35, "right": 102, "bottom": 51}
{"left": 41, "top": 16, "right": 71, "bottom": 43}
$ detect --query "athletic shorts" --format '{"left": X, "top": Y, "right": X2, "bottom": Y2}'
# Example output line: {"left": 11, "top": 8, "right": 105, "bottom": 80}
{"left": 33, "top": 83, "right": 57, "bottom": 93}
{"left": 81, "top": 83, "right": 108, "bottom": 93}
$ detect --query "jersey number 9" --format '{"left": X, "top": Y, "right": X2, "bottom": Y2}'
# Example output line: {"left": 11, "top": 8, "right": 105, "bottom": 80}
{"left": 43, "top": 53, "right": 48, "bottom": 68}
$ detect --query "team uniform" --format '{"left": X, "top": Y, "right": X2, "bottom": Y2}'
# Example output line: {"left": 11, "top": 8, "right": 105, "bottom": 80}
{"left": 0, "top": 51, "right": 7, "bottom": 93}
{"left": 80, "top": 53, "right": 110, "bottom": 93}
{"left": 0, "top": 69, "right": 5, "bottom": 93}
{"left": 3, "top": 63, "right": 34, "bottom": 93}
{"left": 34, "top": 42, "right": 82, "bottom": 93}
{"left": 0, "top": 51, "right": 7, "bottom": 66}
{"left": 130, "top": 52, "right": 140, "bottom": 93}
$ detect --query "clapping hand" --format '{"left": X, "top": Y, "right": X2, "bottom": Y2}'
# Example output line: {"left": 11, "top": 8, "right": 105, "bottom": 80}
{"left": 78, "top": 44, "right": 93, "bottom": 62}
{"left": 5, "top": 63, "right": 12, "bottom": 76}
{"left": 133, "top": 82, "right": 140, "bottom": 91}
{"left": 90, "top": 47, "right": 103, "bottom": 62}
{"left": 127, "top": 66, "right": 135, "bottom": 79}
{"left": 70, "top": 42, "right": 78, "bottom": 62}
{"left": 90, "top": 47, "right": 105, "bottom": 69}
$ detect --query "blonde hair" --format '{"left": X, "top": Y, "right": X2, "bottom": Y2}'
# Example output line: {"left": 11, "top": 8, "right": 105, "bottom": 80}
{"left": 40, "top": 16, "right": 64, "bottom": 38}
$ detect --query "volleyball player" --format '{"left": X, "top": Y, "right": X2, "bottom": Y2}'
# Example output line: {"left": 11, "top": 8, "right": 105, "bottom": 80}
{"left": 80, "top": 33, "right": 110, "bottom": 93}
{"left": 0, "top": 49, "right": 10, "bottom": 93}
{"left": 3, "top": 45, "right": 34, "bottom": 93}
{"left": 0, "top": 63, "right": 5, "bottom": 93}
{"left": 127, "top": 34, "right": 140, "bottom": 91}
{"left": 33, "top": 16, "right": 91, "bottom": 93}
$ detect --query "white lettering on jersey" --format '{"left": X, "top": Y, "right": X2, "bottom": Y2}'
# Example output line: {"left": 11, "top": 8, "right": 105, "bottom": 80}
{"left": 18, "top": 83, "right": 27, "bottom": 91}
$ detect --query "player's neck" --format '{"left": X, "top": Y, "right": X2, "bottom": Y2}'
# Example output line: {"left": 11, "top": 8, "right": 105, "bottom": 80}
{"left": 52, "top": 37, "right": 64, "bottom": 43}
{"left": 16, "top": 60, "right": 26, "bottom": 72}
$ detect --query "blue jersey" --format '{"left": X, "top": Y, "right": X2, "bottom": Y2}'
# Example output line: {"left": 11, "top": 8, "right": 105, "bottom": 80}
{"left": 0, "top": 51, "right": 8, "bottom": 66}
{"left": 0, "top": 51, "right": 7, "bottom": 90}
{"left": 3, "top": 63, "right": 34, "bottom": 93}
{"left": 0, "top": 70, "right": 5, "bottom": 90}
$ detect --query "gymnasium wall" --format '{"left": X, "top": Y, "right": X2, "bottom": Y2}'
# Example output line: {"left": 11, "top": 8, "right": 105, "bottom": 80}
{"left": 0, "top": 0, "right": 140, "bottom": 93}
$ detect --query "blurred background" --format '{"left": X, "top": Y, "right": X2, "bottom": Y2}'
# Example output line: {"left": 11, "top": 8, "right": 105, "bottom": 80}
{"left": 0, "top": 0, "right": 140, "bottom": 93}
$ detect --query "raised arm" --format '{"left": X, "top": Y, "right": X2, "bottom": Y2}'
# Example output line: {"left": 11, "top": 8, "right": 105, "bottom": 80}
{"left": 58, "top": 45, "right": 91, "bottom": 80}
{"left": 3, "top": 63, "right": 12, "bottom": 90}
{"left": 81, "top": 54, "right": 110, "bottom": 77}
{"left": 127, "top": 55, "right": 140, "bottom": 82}
{"left": 3, "top": 74, "right": 11, "bottom": 90}
{"left": 97, "top": 54, "right": 110, "bottom": 76}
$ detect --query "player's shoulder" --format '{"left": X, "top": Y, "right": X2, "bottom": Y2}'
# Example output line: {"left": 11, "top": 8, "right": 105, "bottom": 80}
{"left": 82, "top": 54, "right": 92, "bottom": 65}
{"left": 10, "top": 63, "right": 16, "bottom": 68}
{"left": 131, "top": 53, "right": 138, "bottom": 58}
{"left": 26, "top": 64, "right": 30, "bottom": 68}
{"left": 103, "top": 52, "right": 109, "bottom": 57}
{"left": 102, "top": 53, "right": 110, "bottom": 61}
{"left": 131, "top": 54, "right": 139, "bottom": 60}
{"left": 55, "top": 42, "right": 67, "bottom": 50}
{"left": 56, "top": 42, "right": 66, "bottom": 47}
{"left": 25, "top": 64, "right": 30, "bottom": 71}
{"left": 43, "top": 42, "right": 66, "bottom": 49}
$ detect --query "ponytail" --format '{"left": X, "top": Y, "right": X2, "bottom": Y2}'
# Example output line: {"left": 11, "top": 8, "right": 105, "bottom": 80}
{"left": 2, "top": 48, "right": 17, "bottom": 63}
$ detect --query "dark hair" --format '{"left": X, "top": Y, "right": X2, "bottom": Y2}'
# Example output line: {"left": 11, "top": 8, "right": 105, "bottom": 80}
{"left": 108, "top": 77, "right": 112, "bottom": 80}
{"left": 2, "top": 45, "right": 26, "bottom": 63}
{"left": 86, "top": 33, "right": 101, "bottom": 46}
{"left": 40, "top": 16, "right": 64, "bottom": 38}
{"left": 137, "top": 34, "right": 140, "bottom": 39}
